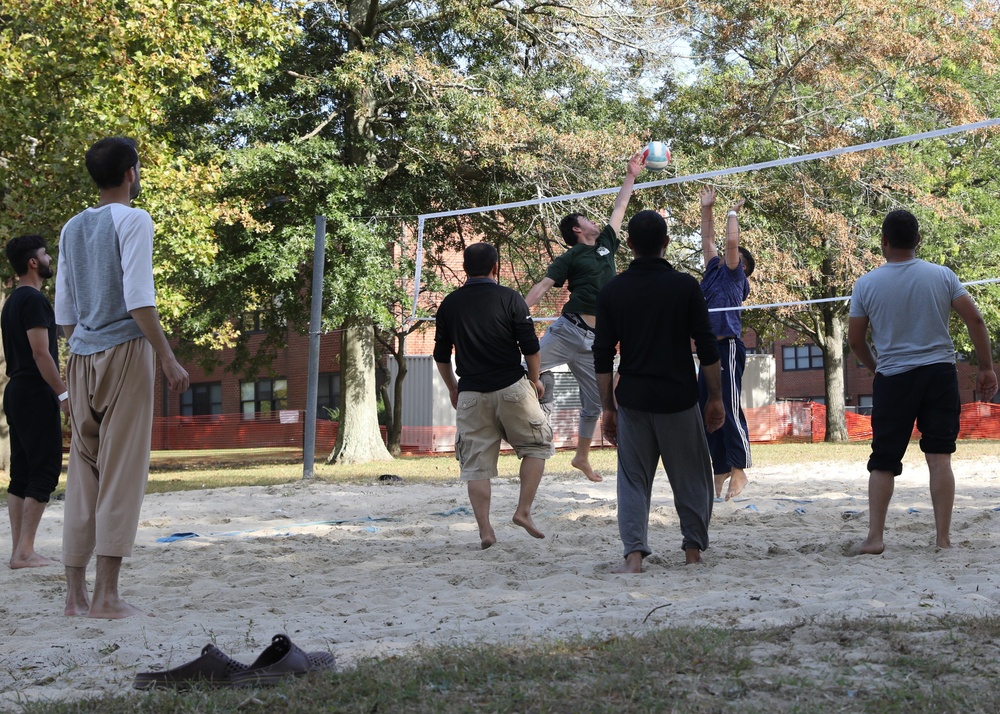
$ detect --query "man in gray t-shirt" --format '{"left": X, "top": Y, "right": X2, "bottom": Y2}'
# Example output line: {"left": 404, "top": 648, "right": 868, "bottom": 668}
{"left": 848, "top": 209, "right": 997, "bottom": 555}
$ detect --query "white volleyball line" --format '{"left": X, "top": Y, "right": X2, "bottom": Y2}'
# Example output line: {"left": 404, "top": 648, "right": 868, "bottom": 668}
{"left": 409, "top": 118, "right": 1000, "bottom": 322}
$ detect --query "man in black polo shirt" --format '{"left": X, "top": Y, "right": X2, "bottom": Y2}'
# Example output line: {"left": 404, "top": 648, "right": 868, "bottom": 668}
{"left": 594, "top": 211, "right": 725, "bottom": 572}
{"left": 435, "top": 243, "right": 555, "bottom": 549}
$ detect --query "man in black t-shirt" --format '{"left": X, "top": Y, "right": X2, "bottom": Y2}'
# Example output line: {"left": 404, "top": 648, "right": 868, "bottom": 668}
{"left": 2, "top": 235, "right": 69, "bottom": 569}
{"left": 435, "top": 243, "right": 555, "bottom": 549}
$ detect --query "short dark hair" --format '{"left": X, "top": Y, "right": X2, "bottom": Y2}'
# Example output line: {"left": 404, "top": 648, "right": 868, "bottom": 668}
{"left": 463, "top": 242, "right": 499, "bottom": 277}
{"left": 626, "top": 210, "right": 668, "bottom": 257}
{"left": 85, "top": 137, "right": 139, "bottom": 189}
{"left": 739, "top": 246, "right": 756, "bottom": 278}
{"left": 882, "top": 209, "right": 920, "bottom": 249}
{"left": 559, "top": 213, "right": 584, "bottom": 246}
{"left": 5, "top": 234, "right": 46, "bottom": 276}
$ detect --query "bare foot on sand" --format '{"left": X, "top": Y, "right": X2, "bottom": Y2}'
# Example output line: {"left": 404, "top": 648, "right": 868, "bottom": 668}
{"left": 714, "top": 472, "right": 728, "bottom": 499}
{"left": 571, "top": 456, "right": 603, "bottom": 482}
{"left": 87, "top": 600, "right": 149, "bottom": 620}
{"left": 857, "top": 537, "right": 885, "bottom": 555}
{"left": 725, "top": 469, "right": 748, "bottom": 501}
{"left": 512, "top": 513, "right": 545, "bottom": 539}
{"left": 936, "top": 537, "right": 952, "bottom": 549}
{"left": 612, "top": 552, "right": 643, "bottom": 574}
{"left": 480, "top": 526, "right": 497, "bottom": 550}
{"left": 9, "top": 552, "right": 58, "bottom": 569}
{"left": 685, "top": 548, "right": 703, "bottom": 565}
{"left": 64, "top": 597, "right": 90, "bottom": 617}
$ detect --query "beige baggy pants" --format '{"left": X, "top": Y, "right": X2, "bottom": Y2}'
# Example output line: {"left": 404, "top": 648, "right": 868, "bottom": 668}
{"left": 62, "top": 338, "right": 155, "bottom": 567}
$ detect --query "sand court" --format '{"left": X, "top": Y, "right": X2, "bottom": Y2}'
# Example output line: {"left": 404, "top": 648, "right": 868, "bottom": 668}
{"left": 2, "top": 454, "right": 999, "bottom": 707}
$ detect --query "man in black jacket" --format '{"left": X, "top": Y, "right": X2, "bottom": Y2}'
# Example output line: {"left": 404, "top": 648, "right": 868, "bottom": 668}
{"left": 434, "top": 243, "right": 555, "bottom": 549}
{"left": 594, "top": 210, "right": 725, "bottom": 572}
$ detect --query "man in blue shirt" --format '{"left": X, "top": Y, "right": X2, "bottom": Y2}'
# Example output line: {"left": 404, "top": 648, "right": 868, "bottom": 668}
{"left": 698, "top": 186, "right": 754, "bottom": 502}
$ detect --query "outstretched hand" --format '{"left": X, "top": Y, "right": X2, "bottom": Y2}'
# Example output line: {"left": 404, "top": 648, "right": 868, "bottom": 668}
{"left": 729, "top": 197, "right": 746, "bottom": 214}
{"left": 627, "top": 149, "right": 645, "bottom": 178}
{"left": 700, "top": 185, "right": 716, "bottom": 207}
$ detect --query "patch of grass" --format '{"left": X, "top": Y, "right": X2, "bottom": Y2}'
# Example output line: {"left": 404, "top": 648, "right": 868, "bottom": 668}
{"left": 17, "top": 618, "right": 1000, "bottom": 713}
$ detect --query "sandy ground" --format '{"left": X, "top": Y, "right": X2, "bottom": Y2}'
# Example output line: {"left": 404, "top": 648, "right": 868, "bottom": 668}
{"left": 2, "top": 454, "right": 999, "bottom": 708}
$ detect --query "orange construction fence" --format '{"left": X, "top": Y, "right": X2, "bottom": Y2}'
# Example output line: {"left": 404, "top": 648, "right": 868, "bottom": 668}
{"left": 134, "top": 401, "right": 1000, "bottom": 455}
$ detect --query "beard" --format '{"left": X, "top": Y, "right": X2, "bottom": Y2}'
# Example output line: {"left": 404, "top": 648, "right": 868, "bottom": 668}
{"left": 130, "top": 179, "right": 141, "bottom": 201}
{"left": 39, "top": 263, "right": 54, "bottom": 280}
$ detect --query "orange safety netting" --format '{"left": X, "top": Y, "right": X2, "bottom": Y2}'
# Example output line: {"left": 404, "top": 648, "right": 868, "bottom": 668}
{"left": 128, "top": 401, "right": 999, "bottom": 456}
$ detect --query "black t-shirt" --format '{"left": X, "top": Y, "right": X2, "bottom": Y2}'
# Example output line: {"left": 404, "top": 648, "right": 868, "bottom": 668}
{"left": 433, "top": 278, "right": 540, "bottom": 393}
{"left": 1, "top": 286, "right": 58, "bottom": 380}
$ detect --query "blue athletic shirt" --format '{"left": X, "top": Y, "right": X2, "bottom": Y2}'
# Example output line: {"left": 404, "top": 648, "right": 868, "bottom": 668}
{"left": 700, "top": 255, "right": 750, "bottom": 338}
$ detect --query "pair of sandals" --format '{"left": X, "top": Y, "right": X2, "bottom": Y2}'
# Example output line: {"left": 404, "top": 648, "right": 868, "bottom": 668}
{"left": 133, "top": 633, "right": 336, "bottom": 690}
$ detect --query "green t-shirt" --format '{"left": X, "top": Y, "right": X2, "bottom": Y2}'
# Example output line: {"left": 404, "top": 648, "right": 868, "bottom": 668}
{"left": 545, "top": 224, "right": 620, "bottom": 315}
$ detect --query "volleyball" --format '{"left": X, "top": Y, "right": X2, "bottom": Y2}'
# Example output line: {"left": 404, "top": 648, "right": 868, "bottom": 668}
{"left": 643, "top": 141, "right": 670, "bottom": 171}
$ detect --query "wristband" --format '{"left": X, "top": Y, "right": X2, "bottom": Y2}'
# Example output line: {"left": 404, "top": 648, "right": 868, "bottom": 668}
{"left": 727, "top": 210, "right": 738, "bottom": 217}
{"left": 58, "top": 391, "right": 69, "bottom": 402}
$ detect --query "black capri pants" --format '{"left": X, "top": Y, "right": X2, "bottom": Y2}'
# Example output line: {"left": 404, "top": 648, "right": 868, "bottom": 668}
{"left": 3, "top": 377, "right": 63, "bottom": 502}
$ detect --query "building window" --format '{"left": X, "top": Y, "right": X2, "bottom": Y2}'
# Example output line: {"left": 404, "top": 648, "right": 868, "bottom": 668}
{"left": 317, "top": 372, "right": 341, "bottom": 420}
{"left": 782, "top": 345, "right": 824, "bottom": 371}
{"left": 241, "top": 378, "right": 288, "bottom": 419}
{"left": 858, "top": 394, "right": 873, "bottom": 416}
{"left": 180, "top": 382, "right": 223, "bottom": 416}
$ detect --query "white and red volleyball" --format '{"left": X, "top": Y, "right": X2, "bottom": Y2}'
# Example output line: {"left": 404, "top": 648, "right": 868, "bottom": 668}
{"left": 643, "top": 141, "right": 671, "bottom": 172}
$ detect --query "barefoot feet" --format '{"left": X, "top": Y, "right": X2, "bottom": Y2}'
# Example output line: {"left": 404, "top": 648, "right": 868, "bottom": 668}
{"left": 9, "top": 552, "right": 58, "bottom": 569}
{"left": 512, "top": 513, "right": 545, "bottom": 539}
{"left": 857, "top": 536, "right": 885, "bottom": 555}
{"left": 571, "top": 455, "right": 602, "bottom": 482}
{"left": 612, "top": 551, "right": 643, "bottom": 574}
{"left": 685, "top": 548, "right": 703, "bottom": 565}
{"left": 480, "top": 526, "right": 497, "bottom": 550}
{"left": 726, "top": 468, "right": 748, "bottom": 501}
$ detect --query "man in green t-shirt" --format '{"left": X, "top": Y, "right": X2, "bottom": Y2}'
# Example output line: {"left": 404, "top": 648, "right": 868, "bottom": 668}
{"left": 524, "top": 150, "right": 644, "bottom": 481}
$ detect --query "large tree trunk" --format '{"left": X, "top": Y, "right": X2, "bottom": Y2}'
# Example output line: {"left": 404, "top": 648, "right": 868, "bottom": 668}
{"left": 821, "top": 311, "right": 848, "bottom": 442}
{"left": 328, "top": 318, "right": 392, "bottom": 464}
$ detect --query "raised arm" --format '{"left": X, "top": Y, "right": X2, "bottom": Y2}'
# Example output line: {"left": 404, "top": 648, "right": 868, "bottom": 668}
{"left": 952, "top": 294, "right": 998, "bottom": 401}
{"left": 700, "top": 186, "right": 718, "bottom": 267}
{"left": 724, "top": 197, "right": 746, "bottom": 270}
{"left": 608, "top": 150, "right": 645, "bottom": 236}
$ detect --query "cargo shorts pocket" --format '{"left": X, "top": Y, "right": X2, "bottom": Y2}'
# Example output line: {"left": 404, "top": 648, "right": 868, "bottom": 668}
{"left": 458, "top": 395, "right": 479, "bottom": 410}
{"left": 454, "top": 433, "right": 468, "bottom": 465}
{"left": 530, "top": 417, "right": 553, "bottom": 445}
{"left": 501, "top": 383, "right": 527, "bottom": 403}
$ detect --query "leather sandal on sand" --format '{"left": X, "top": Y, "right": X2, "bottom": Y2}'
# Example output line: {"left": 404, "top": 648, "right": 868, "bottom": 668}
{"left": 133, "top": 644, "right": 250, "bottom": 690}
{"left": 230, "top": 633, "right": 337, "bottom": 688}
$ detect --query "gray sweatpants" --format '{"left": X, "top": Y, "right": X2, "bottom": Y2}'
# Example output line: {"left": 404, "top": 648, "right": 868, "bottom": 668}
{"left": 616, "top": 404, "right": 715, "bottom": 558}
{"left": 538, "top": 315, "right": 600, "bottom": 439}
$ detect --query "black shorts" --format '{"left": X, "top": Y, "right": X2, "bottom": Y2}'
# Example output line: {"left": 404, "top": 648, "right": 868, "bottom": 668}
{"left": 868, "top": 363, "right": 960, "bottom": 476}
{"left": 2, "top": 377, "right": 63, "bottom": 502}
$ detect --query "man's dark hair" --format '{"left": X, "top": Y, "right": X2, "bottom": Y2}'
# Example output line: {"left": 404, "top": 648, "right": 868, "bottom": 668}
{"left": 463, "top": 242, "right": 499, "bottom": 277}
{"left": 559, "top": 213, "right": 584, "bottom": 246}
{"left": 738, "top": 246, "right": 756, "bottom": 278}
{"left": 85, "top": 137, "right": 139, "bottom": 189}
{"left": 5, "top": 234, "right": 46, "bottom": 276}
{"left": 626, "top": 210, "right": 668, "bottom": 257}
{"left": 882, "top": 209, "right": 920, "bottom": 249}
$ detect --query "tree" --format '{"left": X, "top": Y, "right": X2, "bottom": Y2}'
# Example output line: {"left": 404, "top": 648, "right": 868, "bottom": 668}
{"left": 0, "top": 0, "right": 292, "bottom": 462}
{"left": 201, "top": 0, "right": 681, "bottom": 462}
{"left": 666, "top": 0, "right": 1000, "bottom": 439}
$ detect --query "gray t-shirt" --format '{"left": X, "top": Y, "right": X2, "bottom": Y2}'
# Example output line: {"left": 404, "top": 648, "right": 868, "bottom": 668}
{"left": 849, "top": 258, "right": 968, "bottom": 376}
{"left": 55, "top": 204, "right": 156, "bottom": 355}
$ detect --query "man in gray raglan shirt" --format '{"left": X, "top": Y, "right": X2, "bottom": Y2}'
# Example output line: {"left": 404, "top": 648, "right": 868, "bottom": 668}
{"left": 55, "top": 137, "right": 189, "bottom": 619}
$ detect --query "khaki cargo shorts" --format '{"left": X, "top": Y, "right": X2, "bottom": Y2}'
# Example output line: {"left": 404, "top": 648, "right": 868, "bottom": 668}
{"left": 455, "top": 376, "right": 555, "bottom": 481}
